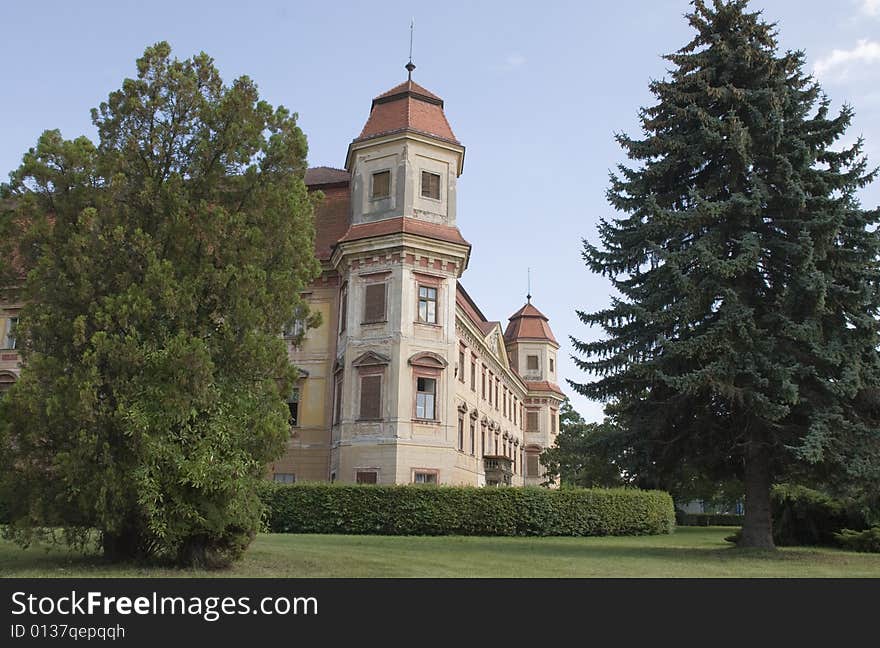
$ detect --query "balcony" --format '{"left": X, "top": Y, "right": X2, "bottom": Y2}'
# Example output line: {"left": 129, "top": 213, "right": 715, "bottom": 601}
{"left": 483, "top": 455, "right": 513, "bottom": 487}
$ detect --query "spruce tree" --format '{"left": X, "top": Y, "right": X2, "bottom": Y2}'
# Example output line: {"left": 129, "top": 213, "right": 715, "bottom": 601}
{"left": 0, "top": 42, "right": 321, "bottom": 566}
{"left": 572, "top": 0, "right": 880, "bottom": 548}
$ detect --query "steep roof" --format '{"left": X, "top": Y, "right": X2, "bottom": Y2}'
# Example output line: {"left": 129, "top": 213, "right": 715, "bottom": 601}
{"left": 503, "top": 300, "right": 559, "bottom": 345}
{"left": 355, "top": 79, "right": 459, "bottom": 145}
{"left": 336, "top": 216, "right": 470, "bottom": 248}
{"left": 305, "top": 166, "right": 350, "bottom": 187}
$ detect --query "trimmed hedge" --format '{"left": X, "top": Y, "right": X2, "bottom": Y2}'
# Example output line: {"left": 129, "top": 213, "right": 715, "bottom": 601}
{"left": 259, "top": 483, "right": 675, "bottom": 537}
{"left": 676, "top": 511, "right": 744, "bottom": 527}
{"left": 834, "top": 527, "right": 880, "bottom": 553}
{"left": 771, "top": 484, "right": 867, "bottom": 547}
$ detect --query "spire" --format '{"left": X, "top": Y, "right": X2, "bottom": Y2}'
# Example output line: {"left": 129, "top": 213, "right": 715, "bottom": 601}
{"left": 406, "top": 18, "right": 415, "bottom": 81}
{"left": 527, "top": 267, "right": 532, "bottom": 304}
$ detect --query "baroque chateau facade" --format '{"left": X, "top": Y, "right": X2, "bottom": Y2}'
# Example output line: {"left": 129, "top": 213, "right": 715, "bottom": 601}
{"left": 0, "top": 69, "right": 566, "bottom": 487}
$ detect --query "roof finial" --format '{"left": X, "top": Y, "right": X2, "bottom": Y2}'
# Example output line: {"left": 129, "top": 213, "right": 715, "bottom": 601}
{"left": 406, "top": 18, "right": 416, "bottom": 80}
{"left": 527, "top": 268, "right": 532, "bottom": 303}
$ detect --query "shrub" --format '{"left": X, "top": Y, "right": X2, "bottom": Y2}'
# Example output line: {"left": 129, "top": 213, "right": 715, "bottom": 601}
{"left": 771, "top": 484, "right": 867, "bottom": 546}
{"left": 834, "top": 527, "right": 880, "bottom": 553}
{"left": 258, "top": 483, "right": 675, "bottom": 537}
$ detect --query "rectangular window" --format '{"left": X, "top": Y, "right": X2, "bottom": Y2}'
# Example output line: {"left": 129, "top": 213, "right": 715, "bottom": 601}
{"left": 339, "top": 286, "right": 348, "bottom": 333}
{"left": 551, "top": 410, "right": 557, "bottom": 434}
{"left": 458, "top": 348, "right": 465, "bottom": 382}
{"left": 526, "top": 455, "right": 539, "bottom": 477}
{"left": 550, "top": 357, "right": 555, "bottom": 373}
{"left": 527, "top": 411, "right": 539, "bottom": 432}
{"left": 273, "top": 473, "right": 295, "bottom": 484}
{"left": 527, "top": 355, "right": 539, "bottom": 371}
{"left": 356, "top": 471, "right": 378, "bottom": 484}
{"left": 364, "top": 283, "right": 386, "bottom": 323}
{"left": 333, "top": 375, "right": 343, "bottom": 424}
{"left": 288, "top": 388, "right": 300, "bottom": 427}
{"left": 420, "top": 171, "right": 441, "bottom": 200}
{"left": 359, "top": 375, "right": 382, "bottom": 420}
{"left": 470, "top": 422, "right": 476, "bottom": 455}
{"left": 3, "top": 317, "right": 17, "bottom": 350}
{"left": 481, "top": 429, "right": 486, "bottom": 456}
{"left": 414, "top": 471, "right": 438, "bottom": 484}
{"left": 488, "top": 374, "right": 493, "bottom": 405}
{"left": 416, "top": 377, "right": 436, "bottom": 420}
{"left": 495, "top": 380, "right": 499, "bottom": 410}
{"left": 482, "top": 369, "right": 486, "bottom": 399}
{"left": 418, "top": 285, "right": 437, "bottom": 324}
{"left": 371, "top": 170, "right": 390, "bottom": 199}
{"left": 458, "top": 417, "right": 465, "bottom": 451}
{"left": 470, "top": 357, "right": 476, "bottom": 391}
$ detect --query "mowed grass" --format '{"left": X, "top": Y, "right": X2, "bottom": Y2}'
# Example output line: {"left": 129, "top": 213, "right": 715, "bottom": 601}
{"left": 2, "top": 527, "right": 879, "bottom": 578}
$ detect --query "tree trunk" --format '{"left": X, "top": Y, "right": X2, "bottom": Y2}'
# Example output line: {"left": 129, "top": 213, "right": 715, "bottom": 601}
{"left": 739, "top": 440, "right": 775, "bottom": 549}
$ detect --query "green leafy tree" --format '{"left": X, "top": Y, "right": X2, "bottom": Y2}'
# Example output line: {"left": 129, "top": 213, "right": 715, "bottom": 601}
{"left": 540, "top": 399, "right": 627, "bottom": 488}
{"left": 571, "top": 1, "right": 880, "bottom": 548}
{"left": 0, "top": 42, "right": 321, "bottom": 567}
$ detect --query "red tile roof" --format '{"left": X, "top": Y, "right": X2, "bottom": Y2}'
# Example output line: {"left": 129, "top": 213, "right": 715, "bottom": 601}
{"left": 355, "top": 80, "right": 459, "bottom": 145}
{"left": 524, "top": 380, "right": 566, "bottom": 397}
{"left": 504, "top": 301, "right": 559, "bottom": 345}
{"left": 336, "top": 216, "right": 469, "bottom": 248}
{"left": 305, "top": 166, "right": 350, "bottom": 187}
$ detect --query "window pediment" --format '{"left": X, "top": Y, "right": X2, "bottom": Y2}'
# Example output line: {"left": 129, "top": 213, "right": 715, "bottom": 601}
{"left": 352, "top": 351, "right": 391, "bottom": 367}
{"left": 408, "top": 351, "right": 448, "bottom": 370}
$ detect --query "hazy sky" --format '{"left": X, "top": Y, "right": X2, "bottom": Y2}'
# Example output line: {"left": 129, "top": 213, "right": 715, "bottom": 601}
{"left": 2, "top": 0, "right": 878, "bottom": 421}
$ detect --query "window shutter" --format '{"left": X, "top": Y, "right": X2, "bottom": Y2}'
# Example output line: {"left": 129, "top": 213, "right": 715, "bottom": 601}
{"left": 372, "top": 171, "right": 390, "bottom": 198}
{"left": 360, "top": 375, "right": 382, "bottom": 419}
{"left": 527, "top": 355, "right": 539, "bottom": 371}
{"left": 364, "top": 283, "right": 386, "bottom": 322}
{"left": 356, "top": 471, "right": 378, "bottom": 484}
{"left": 527, "top": 412, "right": 539, "bottom": 432}
{"left": 527, "top": 455, "right": 539, "bottom": 477}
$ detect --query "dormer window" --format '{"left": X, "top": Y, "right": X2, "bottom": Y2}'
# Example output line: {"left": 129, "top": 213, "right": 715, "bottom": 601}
{"left": 371, "top": 170, "right": 390, "bottom": 199}
{"left": 421, "top": 171, "right": 441, "bottom": 200}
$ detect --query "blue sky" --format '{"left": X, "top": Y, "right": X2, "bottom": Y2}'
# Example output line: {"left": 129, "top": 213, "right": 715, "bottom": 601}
{"left": 2, "top": 0, "right": 879, "bottom": 422}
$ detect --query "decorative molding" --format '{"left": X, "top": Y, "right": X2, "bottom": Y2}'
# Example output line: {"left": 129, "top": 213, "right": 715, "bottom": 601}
{"left": 352, "top": 351, "right": 391, "bottom": 367}
{"left": 408, "top": 351, "right": 448, "bottom": 370}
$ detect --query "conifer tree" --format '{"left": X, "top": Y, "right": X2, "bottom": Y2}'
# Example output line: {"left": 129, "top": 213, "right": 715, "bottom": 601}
{"left": 572, "top": 0, "right": 880, "bottom": 548}
{"left": 0, "top": 42, "right": 321, "bottom": 566}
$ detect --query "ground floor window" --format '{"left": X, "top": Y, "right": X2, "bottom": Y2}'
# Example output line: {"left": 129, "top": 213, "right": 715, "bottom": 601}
{"left": 413, "top": 470, "right": 438, "bottom": 484}
{"left": 356, "top": 471, "right": 378, "bottom": 484}
{"left": 273, "top": 472, "right": 295, "bottom": 484}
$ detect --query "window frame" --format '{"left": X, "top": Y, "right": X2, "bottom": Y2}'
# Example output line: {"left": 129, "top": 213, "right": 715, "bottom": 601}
{"left": 420, "top": 170, "right": 441, "bottom": 201}
{"left": 358, "top": 373, "right": 383, "bottom": 421}
{"left": 418, "top": 284, "right": 438, "bottom": 324}
{"left": 412, "top": 469, "right": 439, "bottom": 484}
{"left": 273, "top": 472, "right": 296, "bottom": 484}
{"left": 415, "top": 376, "right": 437, "bottom": 421}
{"left": 371, "top": 169, "right": 391, "bottom": 200}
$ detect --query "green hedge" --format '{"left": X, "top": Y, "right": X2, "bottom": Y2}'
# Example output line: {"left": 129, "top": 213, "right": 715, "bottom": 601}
{"left": 259, "top": 483, "right": 675, "bottom": 537}
{"left": 834, "top": 527, "right": 880, "bottom": 553}
{"left": 771, "top": 484, "right": 867, "bottom": 547}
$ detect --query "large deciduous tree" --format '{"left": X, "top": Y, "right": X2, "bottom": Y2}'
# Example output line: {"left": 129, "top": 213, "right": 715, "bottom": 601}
{"left": 0, "top": 42, "right": 321, "bottom": 566}
{"left": 571, "top": 0, "right": 880, "bottom": 548}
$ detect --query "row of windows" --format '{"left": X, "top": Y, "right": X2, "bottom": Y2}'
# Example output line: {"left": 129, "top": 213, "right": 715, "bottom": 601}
{"left": 370, "top": 169, "right": 442, "bottom": 201}
{"left": 274, "top": 470, "right": 441, "bottom": 485}
{"left": 456, "top": 416, "right": 524, "bottom": 474}
{"left": 458, "top": 346, "right": 523, "bottom": 429}
{"left": 330, "top": 373, "right": 439, "bottom": 424}
{"left": 338, "top": 281, "right": 440, "bottom": 334}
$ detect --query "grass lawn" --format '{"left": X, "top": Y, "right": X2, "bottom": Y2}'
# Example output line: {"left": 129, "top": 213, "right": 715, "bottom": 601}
{"left": 1, "top": 527, "right": 879, "bottom": 578}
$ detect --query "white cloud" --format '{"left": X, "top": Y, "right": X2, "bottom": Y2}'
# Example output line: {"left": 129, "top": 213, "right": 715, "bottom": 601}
{"left": 862, "top": 0, "right": 880, "bottom": 16}
{"left": 490, "top": 53, "right": 526, "bottom": 72}
{"left": 814, "top": 39, "right": 880, "bottom": 80}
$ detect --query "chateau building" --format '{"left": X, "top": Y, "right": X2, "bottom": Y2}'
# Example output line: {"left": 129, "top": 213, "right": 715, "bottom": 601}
{"left": 270, "top": 70, "right": 565, "bottom": 486}
{"left": 0, "top": 68, "right": 567, "bottom": 487}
